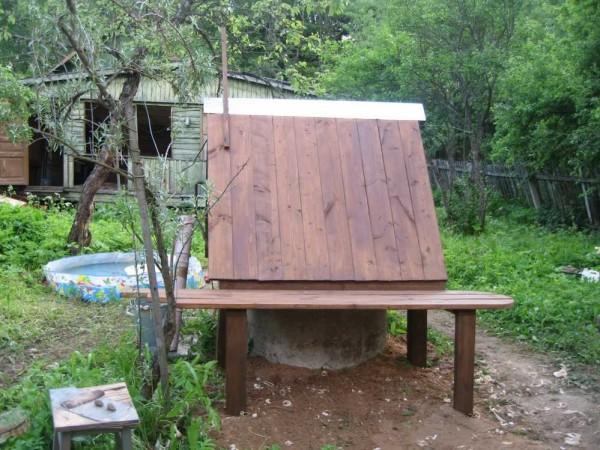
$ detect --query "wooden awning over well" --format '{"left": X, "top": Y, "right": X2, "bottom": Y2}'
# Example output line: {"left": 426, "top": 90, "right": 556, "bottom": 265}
{"left": 205, "top": 99, "right": 447, "bottom": 282}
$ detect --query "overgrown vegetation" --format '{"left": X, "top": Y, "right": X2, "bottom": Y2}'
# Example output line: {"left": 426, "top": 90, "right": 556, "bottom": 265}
{"left": 387, "top": 312, "right": 453, "bottom": 361}
{"left": 0, "top": 202, "right": 217, "bottom": 448}
{"left": 1, "top": 197, "right": 599, "bottom": 447}
{"left": 0, "top": 340, "right": 221, "bottom": 449}
{"left": 443, "top": 206, "right": 600, "bottom": 365}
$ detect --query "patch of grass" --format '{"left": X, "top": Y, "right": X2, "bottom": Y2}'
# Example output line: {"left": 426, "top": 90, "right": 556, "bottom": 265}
{"left": 0, "top": 268, "right": 127, "bottom": 386}
{"left": 443, "top": 216, "right": 600, "bottom": 365}
{"left": 387, "top": 311, "right": 453, "bottom": 359}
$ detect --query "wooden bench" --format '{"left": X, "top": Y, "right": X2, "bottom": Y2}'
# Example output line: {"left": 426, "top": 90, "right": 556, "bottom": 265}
{"left": 126, "top": 288, "right": 513, "bottom": 416}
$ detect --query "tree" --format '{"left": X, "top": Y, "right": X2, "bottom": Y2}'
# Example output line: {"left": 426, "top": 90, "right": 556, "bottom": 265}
{"left": 226, "top": 0, "right": 349, "bottom": 92}
{"left": 321, "top": 0, "right": 522, "bottom": 231}
{"left": 493, "top": 0, "right": 600, "bottom": 178}
{"left": 9, "top": 0, "right": 221, "bottom": 399}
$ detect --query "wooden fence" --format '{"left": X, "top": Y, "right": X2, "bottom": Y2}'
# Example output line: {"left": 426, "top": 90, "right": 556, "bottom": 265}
{"left": 428, "top": 159, "right": 600, "bottom": 225}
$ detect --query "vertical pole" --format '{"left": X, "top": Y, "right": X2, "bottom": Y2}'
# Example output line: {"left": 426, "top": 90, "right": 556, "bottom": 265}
{"left": 581, "top": 182, "right": 593, "bottom": 225}
{"left": 407, "top": 310, "right": 427, "bottom": 367}
{"left": 220, "top": 25, "right": 230, "bottom": 150}
{"left": 453, "top": 309, "right": 476, "bottom": 415}
{"left": 225, "top": 309, "right": 247, "bottom": 415}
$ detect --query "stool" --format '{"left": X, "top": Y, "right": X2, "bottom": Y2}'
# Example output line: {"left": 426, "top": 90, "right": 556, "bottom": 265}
{"left": 50, "top": 382, "right": 139, "bottom": 450}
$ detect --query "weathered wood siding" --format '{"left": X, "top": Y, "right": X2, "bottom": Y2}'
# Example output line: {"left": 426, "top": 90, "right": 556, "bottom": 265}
{"left": 60, "top": 75, "right": 296, "bottom": 194}
{"left": 64, "top": 103, "right": 85, "bottom": 187}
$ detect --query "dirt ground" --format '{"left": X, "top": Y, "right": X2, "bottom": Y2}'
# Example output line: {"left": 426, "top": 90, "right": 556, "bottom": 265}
{"left": 214, "top": 312, "right": 600, "bottom": 450}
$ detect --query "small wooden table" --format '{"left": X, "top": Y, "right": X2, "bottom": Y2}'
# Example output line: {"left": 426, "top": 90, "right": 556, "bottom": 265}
{"left": 49, "top": 382, "right": 139, "bottom": 450}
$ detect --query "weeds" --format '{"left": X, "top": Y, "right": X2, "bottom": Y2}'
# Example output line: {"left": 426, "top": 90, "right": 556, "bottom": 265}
{"left": 0, "top": 337, "right": 221, "bottom": 449}
{"left": 444, "top": 216, "right": 600, "bottom": 364}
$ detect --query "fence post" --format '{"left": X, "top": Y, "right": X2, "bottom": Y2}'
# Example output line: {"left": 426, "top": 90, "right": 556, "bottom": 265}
{"left": 526, "top": 174, "right": 542, "bottom": 210}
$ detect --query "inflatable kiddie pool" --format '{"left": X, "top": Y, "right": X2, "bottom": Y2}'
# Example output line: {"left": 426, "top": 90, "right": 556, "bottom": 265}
{"left": 43, "top": 252, "right": 204, "bottom": 302}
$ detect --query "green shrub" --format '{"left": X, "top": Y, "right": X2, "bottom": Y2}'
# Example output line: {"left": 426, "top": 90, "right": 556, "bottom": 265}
{"left": 444, "top": 176, "right": 485, "bottom": 235}
{"left": 0, "top": 338, "right": 221, "bottom": 449}
{"left": 444, "top": 217, "right": 600, "bottom": 364}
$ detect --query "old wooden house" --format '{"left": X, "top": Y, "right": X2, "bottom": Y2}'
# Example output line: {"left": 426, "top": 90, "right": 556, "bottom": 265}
{"left": 0, "top": 71, "right": 295, "bottom": 202}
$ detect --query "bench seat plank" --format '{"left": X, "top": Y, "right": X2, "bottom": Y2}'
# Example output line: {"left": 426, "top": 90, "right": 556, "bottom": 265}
{"left": 123, "top": 289, "right": 512, "bottom": 310}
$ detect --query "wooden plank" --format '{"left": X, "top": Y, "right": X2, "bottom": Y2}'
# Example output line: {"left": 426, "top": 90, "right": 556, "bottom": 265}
{"left": 273, "top": 116, "right": 306, "bottom": 279}
{"left": 398, "top": 121, "right": 447, "bottom": 280}
{"left": 50, "top": 382, "right": 139, "bottom": 432}
{"left": 225, "top": 310, "right": 247, "bottom": 415}
{"left": 0, "top": 133, "right": 28, "bottom": 186}
{"left": 356, "top": 120, "right": 402, "bottom": 280}
{"left": 229, "top": 115, "right": 258, "bottom": 279}
{"left": 407, "top": 310, "right": 427, "bottom": 367}
{"left": 294, "top": 117, "right": 330, "bottom": 279}
{"left": 453, "top": 310, "right": 476, "bottom": 415}
{"left": 378, "top": 120, "right": 424, "bottom": 279}
{"left": 335, "top": 119, "right": 378, "bottom": 280}
{"left": 218, "top": 280, "right": 446, "bottom": 291}
{"left": 123, "top": 288, "right": 514, "bottom": 310}
{"left": 207, "top": 114, "right": 233, "bottom": 279}
{"left": 251, "top": 115, "right": 283, "bottom": 280}
{"left": 315, "top": 118, "right": 355, "bottom": 280}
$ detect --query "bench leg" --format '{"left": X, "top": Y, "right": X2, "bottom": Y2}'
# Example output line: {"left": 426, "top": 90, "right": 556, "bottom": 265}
{"left": 53, "top": 432, "right": 71, "bottom": 450}
{"left": 225, "top": 309, "right": 247, "bottom": 415}
{"left": 216, "top": 309, "right": 227, "bottom": 369}
{"left": 407, "top": 310, "right": 427, "bottom": 367}
{"left": 453, "top": 309, "right": 476, "bottom": 415}
{"left": 115, "top": 429, "right": 133, "bottom": 450}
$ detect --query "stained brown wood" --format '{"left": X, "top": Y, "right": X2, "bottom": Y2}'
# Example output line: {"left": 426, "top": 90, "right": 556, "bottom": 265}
{"left": 206, "top": 115, "right": 233, "bottom": 278}
{"left": 0, "top": 134, "right": 28, "bottom": 186}
{"left": 273, "top": 116, "right": 306, "bottom": 279}
{"left": 225, "top": 310, "right": 247, "bottom": 415}
{"left": 453, "top": 310, "right": 476, "bottom": 415}
{"left": 335, "top": 119, "right": 378, "bottom": 280}
{"left": 294, "top": 117, "right": 330, "bottom": 279}
{"left": 123, "top": 288, "right": 513, "bottom": 310}
{"left": 251, "top": 115, "right": 283, "bottom": 280}
{"left": 398, "top": 122, "right": 447, "bottom": 280}
{"left": 206, "top": 112, "right": 447, "bottom": 282}
{"left": 229, "top": 115, "right": 257, "bottom": 279}
{"left": 407, "top": 310, "right": 427, "bottom": 367}
{"left": 218, "top": 280, "right": 446, "bottom": 290}
{"left": 378, "top": 120, "right": 424, "bottom": 279}
{"left": 315, "top": 118, "right": 354, "bottom": 280}
{"left": 356, "top": 120, "right": 402, "bottom": 279}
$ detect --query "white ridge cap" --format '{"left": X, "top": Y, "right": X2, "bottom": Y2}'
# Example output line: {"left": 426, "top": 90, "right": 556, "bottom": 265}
{"left": 203, "top": 98, "right": 426, "bottom": 121}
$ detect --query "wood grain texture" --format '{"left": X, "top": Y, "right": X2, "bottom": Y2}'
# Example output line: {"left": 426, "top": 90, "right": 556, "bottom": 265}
{"left": 398, "top": 121, "right": 447, "bottom": 280}
{"left": 206, "top": 113, "right": 447, "bottom": 282}
{"left": 217, "top": 280, "right": 446, "bottom": 291}
{"left": 122, "top": 288, "right": 513, "bottom": 310}
{"left": 336, "top": 119, "right": 378, "bottom": 280}
{"left": 356, "top": 120, "right": 402, "bottom": 280}
{"left": 378, "top": 120, "right": 424, "bottom": 279}
{"left": 251, "top": 115, "right": 283, "bottom": 280}
{"left": 225, "top": 310, "right": 247, "bottom": 415}
{"left": 407, "top": 310, "right": 428, "bottom": 367}
{"left": 315, "top": 118, "right": 355, "bottom": 280}
{"left": 206, "top": 115, "right": 233, "bottom": 279}
{"left": 50, "top": 382, "right": 139, "bottom": 432}
{"left": 294, "top": 117, "right": 330, "bottom": 279}
{"left": 229, "top": 115, "right": 257, "bottom": 279}
{"left": 273, "top": 116, "right": 306, "bottom": 279}
{"left": 453, "top": 310, "right": 476, "bottom": 415}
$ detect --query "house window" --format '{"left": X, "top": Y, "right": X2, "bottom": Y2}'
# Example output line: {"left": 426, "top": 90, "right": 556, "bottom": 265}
{"left": 137, "top": 105, "right": 172, "bottom": 157}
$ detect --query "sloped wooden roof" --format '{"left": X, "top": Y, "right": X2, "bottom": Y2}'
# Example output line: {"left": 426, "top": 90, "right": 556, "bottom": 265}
{"left": 206, "top": 99, "right": 447, "bottom": 282}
